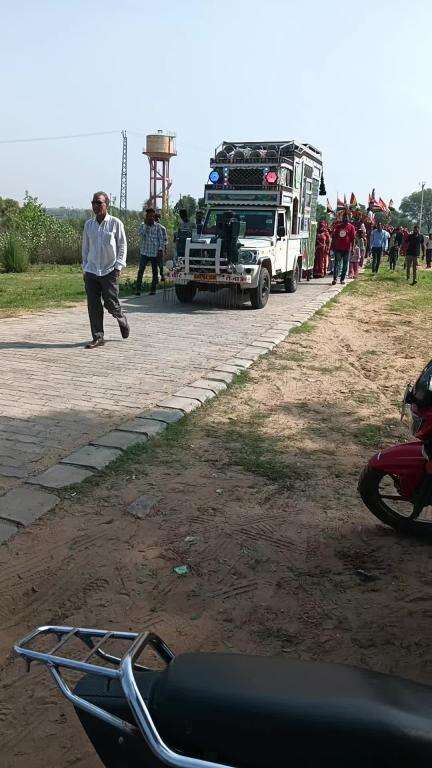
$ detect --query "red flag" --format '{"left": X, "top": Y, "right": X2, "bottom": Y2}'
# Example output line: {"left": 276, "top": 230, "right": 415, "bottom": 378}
{"left": 350, "top": 192, "right": 358, "bottom": 207}
{"left": 379, "top": 198, "right": 388, "bottom": 212}
{"left": 371, "top": 188, "right": 376, "bottom": 201}
{"left": 326, "top": 198, "right": 334, "bottom": 213}
{"left": 337, "top": 196, "right": 345, "bottom": 210}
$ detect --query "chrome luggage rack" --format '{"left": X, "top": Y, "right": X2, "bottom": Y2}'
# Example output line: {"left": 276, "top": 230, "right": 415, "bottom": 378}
{"left": 14, "top": 625, "right": 234, "bottom": 768}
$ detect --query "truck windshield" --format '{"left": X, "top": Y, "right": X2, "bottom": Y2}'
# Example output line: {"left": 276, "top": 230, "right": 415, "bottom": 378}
{"left": 203, "top": 210, "right": 275, "bottom": 237}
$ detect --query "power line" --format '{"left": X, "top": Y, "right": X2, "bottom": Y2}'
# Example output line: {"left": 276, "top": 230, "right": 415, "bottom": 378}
{"left": 0, "top": 129, "right": 210, "bottom": 156}
{"left": 0, "top": 130, "right": 120, "bottom": 145}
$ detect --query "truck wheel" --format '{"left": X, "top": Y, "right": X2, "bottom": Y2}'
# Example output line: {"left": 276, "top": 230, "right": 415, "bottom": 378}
{"left": 249, "top": 267, "right": 270, "bottom": 309}
{"left": 175, "top": 284, "right": 197, "bottom": 304}
{"left": 284, "top": 262, "right": 300, "bottom": 293}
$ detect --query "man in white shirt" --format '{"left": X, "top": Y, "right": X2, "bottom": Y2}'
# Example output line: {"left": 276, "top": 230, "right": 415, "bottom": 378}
{"left": 82, "top": 191, "right": 129, "bottom": 349}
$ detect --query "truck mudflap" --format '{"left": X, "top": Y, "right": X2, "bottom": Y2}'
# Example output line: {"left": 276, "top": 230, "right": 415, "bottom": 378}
{"left": 171, "top": 272, "right": 252, "bottom": 286}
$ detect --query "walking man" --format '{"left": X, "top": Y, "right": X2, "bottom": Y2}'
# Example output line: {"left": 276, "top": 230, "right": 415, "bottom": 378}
{"left": 154, "top": 212, "right": 167, "bottom": 281}
{"left": 388, "top": 227, "right": 403, "bottom": 270}
{"left": 174, "top": 208, "right": 192, "bottom": 265}
{"left": 331, "top": 211, "right": 356, "bottom": 285}
{"left": 406, "top": 224, "right": 425, "bottom": 285}
{"left": 425, "top": 232, "right": 432, "bottom": 268}
{"left": 369, "top": 221, "right": 387, "bottom": 274}
{"left": 195, "top": 209, "right": 205, "bottom": 236}
{"left": 136, "top": 208, "right": 164, "bottom": 296}
{"left": 82, "top": 191, "right": 129, "bottom": 349}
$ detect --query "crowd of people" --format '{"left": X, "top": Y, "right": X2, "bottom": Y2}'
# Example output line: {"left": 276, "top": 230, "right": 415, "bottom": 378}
{"left": 81, "top": 190, "right": 430, "bottom": 350}
{"left": 313, "top": 212, "right": 429, "bottom": 287}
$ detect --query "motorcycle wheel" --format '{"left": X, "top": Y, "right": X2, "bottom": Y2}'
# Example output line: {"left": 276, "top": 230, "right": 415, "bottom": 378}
{"left": 358, "top": 466, "right": 432, "bottom": 537}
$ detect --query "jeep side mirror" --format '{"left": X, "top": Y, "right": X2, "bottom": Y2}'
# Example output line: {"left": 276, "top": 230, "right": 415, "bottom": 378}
{"left": 277, "top": 226, "right": 286, "bottom": 239}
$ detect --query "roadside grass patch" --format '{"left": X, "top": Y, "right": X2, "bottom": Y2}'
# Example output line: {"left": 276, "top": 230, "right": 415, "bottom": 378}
{"left": 60, "top": 417, "right": 192, "bottom": 499}
{"left": 229, "top": 369, "right": 250, "bottom": 390}
{"left": 351, "top": 392, "right": 377, "bottom": 406}
{"left": 304, "top": 363, "right": 342, "bottom": 375}
{"left": 290, "top": 321, "right": 316, "bottom": 335}
{"left": 0, "top": 263, "right": 158, "bottom": 315}
{"left": 219, "top": 411, "right": 309, "bottom": 488}
{"left": 346, "top": 266, "right": 432, "bottom": 317}
{"left": 283, "top": 350, "right": 309, "bottom": 363}
{"left": 314, "top": 295, "right": 339, "bottom": 318}
{"left": 353, "top": 422, "right": 398, "bottom": 448}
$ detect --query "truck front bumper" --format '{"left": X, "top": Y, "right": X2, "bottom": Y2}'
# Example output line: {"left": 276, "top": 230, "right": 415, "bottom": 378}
{"left": 173, "top": 272, "right": 253, "bottom": 286}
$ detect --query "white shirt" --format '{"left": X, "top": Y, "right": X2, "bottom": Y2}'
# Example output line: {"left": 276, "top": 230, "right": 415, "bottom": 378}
{"left": 82, "top": 213, "right": 127, "bottom": 276}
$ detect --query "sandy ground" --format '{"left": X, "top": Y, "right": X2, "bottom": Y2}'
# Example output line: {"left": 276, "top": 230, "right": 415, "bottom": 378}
{"left": 2, "top": 275, "right": 432, "bottom": 766}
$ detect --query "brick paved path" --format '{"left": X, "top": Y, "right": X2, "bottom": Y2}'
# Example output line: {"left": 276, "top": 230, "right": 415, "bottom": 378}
{"left": 0, "top": 280, "right": 336, "bottom": 493}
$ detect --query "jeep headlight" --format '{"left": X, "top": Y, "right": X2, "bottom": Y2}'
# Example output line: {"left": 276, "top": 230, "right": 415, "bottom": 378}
{"left": 239, "top": 250, "right": 258, "bottom": 265}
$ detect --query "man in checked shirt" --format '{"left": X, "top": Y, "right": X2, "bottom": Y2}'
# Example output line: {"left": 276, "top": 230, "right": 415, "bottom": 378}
{"left": 135, "top": 208, "right": 164, "bottom": 296}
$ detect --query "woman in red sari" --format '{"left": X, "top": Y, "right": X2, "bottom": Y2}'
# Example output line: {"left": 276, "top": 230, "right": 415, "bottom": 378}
{"left": 313, "top": 221, "right": 330, "bottom": 278}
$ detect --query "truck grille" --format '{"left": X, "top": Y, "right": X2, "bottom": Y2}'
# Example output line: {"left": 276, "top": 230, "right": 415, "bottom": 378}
{"left": 187, "top": 247, "right": 229, "bottom": 274}
{"left": 228, "top": 167, "right": 265, "bottom": 186}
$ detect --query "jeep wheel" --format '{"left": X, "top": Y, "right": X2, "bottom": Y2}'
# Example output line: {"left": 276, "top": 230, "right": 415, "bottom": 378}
{"left": 249, "top": 267, "right": 270, "bottom": 309}
{"left": 175, "top": 283, "right": 197, "bottom": 304}
{"left": 284, "top": 262, "right": 300, "bottom": 293}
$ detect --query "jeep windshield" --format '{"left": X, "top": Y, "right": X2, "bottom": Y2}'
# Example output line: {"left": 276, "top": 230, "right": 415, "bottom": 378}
{"left": 203, "top": 210, "right": 275, "bottom": 237}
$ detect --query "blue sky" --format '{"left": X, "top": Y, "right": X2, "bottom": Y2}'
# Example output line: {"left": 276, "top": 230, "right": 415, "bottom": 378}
{"left": 0, "top": 0, "right": 430, "bottom": 210}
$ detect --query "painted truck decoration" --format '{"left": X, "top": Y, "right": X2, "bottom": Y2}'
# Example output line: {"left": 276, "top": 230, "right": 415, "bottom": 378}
{"left": 173, "top": 140, "right": 323, "bottom": 309}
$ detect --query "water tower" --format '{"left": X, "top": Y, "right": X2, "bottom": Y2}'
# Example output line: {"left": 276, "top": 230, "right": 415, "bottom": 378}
{"left": 143, "top": 130, "right": 176, "bottom": 211}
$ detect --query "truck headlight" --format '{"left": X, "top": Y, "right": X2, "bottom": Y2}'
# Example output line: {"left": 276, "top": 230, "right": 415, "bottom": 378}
{"left": 239, "top": 250, "right": 258, "bottom": 265}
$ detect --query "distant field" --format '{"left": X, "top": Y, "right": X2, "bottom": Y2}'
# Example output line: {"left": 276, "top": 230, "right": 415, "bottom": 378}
{"left": 0, "top": 264, "right": 157, "bottom": 316}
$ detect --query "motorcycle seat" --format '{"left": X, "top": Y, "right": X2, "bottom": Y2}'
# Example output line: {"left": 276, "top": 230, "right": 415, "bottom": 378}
{"left": 75, "top": 653, "right": 432, "bottom": 767}
{"left": 149, "top": 653, "right": 432, "bottom": 767}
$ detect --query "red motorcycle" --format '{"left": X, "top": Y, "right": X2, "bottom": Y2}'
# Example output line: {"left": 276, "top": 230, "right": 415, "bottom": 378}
{"left": 359, "top": 359, "right": 432, "bottom": 536}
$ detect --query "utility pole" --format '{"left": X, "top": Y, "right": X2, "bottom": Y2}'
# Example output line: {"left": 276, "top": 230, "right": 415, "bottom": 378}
{"left": 119, "top": 130, "right": 127, "bottom": 216}
{"left": 419, "top": 181, "right": 426, "bottom": 232}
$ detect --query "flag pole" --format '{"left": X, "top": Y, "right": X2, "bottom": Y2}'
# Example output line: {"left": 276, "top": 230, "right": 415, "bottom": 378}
{"left": 420, "top": 181, "right": 425, "bottom": 232}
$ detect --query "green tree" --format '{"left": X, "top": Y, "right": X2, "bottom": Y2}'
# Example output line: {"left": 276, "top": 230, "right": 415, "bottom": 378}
{"left": 400, "top": 189, "right": 432, "bottom": 233}
{"left": 173, "top": 195, "right": 197, "bottom": 219}
{"left": 0, "top": 197, "right": 19, "bottom": 229}
{"left": 316, "top": 203, "right": 330, "bottom": 222}
{"left": 375, "top": 209, "right": 412, "bottom": 230}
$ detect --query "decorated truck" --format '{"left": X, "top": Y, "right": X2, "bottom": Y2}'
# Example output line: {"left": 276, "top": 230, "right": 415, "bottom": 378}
{"left": 173, "top": 140, "right": 324, "bottom": 309}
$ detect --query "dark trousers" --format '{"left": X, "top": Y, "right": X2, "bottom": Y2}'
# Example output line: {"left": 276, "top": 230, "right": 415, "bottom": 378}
{"left": 371, "top": 247, "right": 383, "bottom": 273}
{"left": 426, "top": 250, "right": 432, "bottom": 268}
{"left": 158, "top": 252, "right": 164, "bottom": 279}
{"left": 84, "top": 270, "right": 127, "bottom": 341}
{"left": 389, "top": 246, "right": 399, "bottom": 270}
{"left": 406, "top": 254, "right": 418, "bottom": 282}
{"left": 136, "top": 254, "right": 159, "bottom": 291}
{"left": 333, "top": 250, "right": 350, "bottom": 282}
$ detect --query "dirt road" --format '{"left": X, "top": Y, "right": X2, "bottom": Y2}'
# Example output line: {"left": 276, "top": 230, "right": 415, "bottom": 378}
{"left": 2, "top": 272, "right": 432, "bottom": 767}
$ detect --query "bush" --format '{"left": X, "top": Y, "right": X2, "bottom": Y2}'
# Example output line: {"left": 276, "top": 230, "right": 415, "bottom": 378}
{"left": 10, "top": 193, "right": 81, "bottom": 265}
{"left": 1, "top": 234, "right": 29, "bottom": 272}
